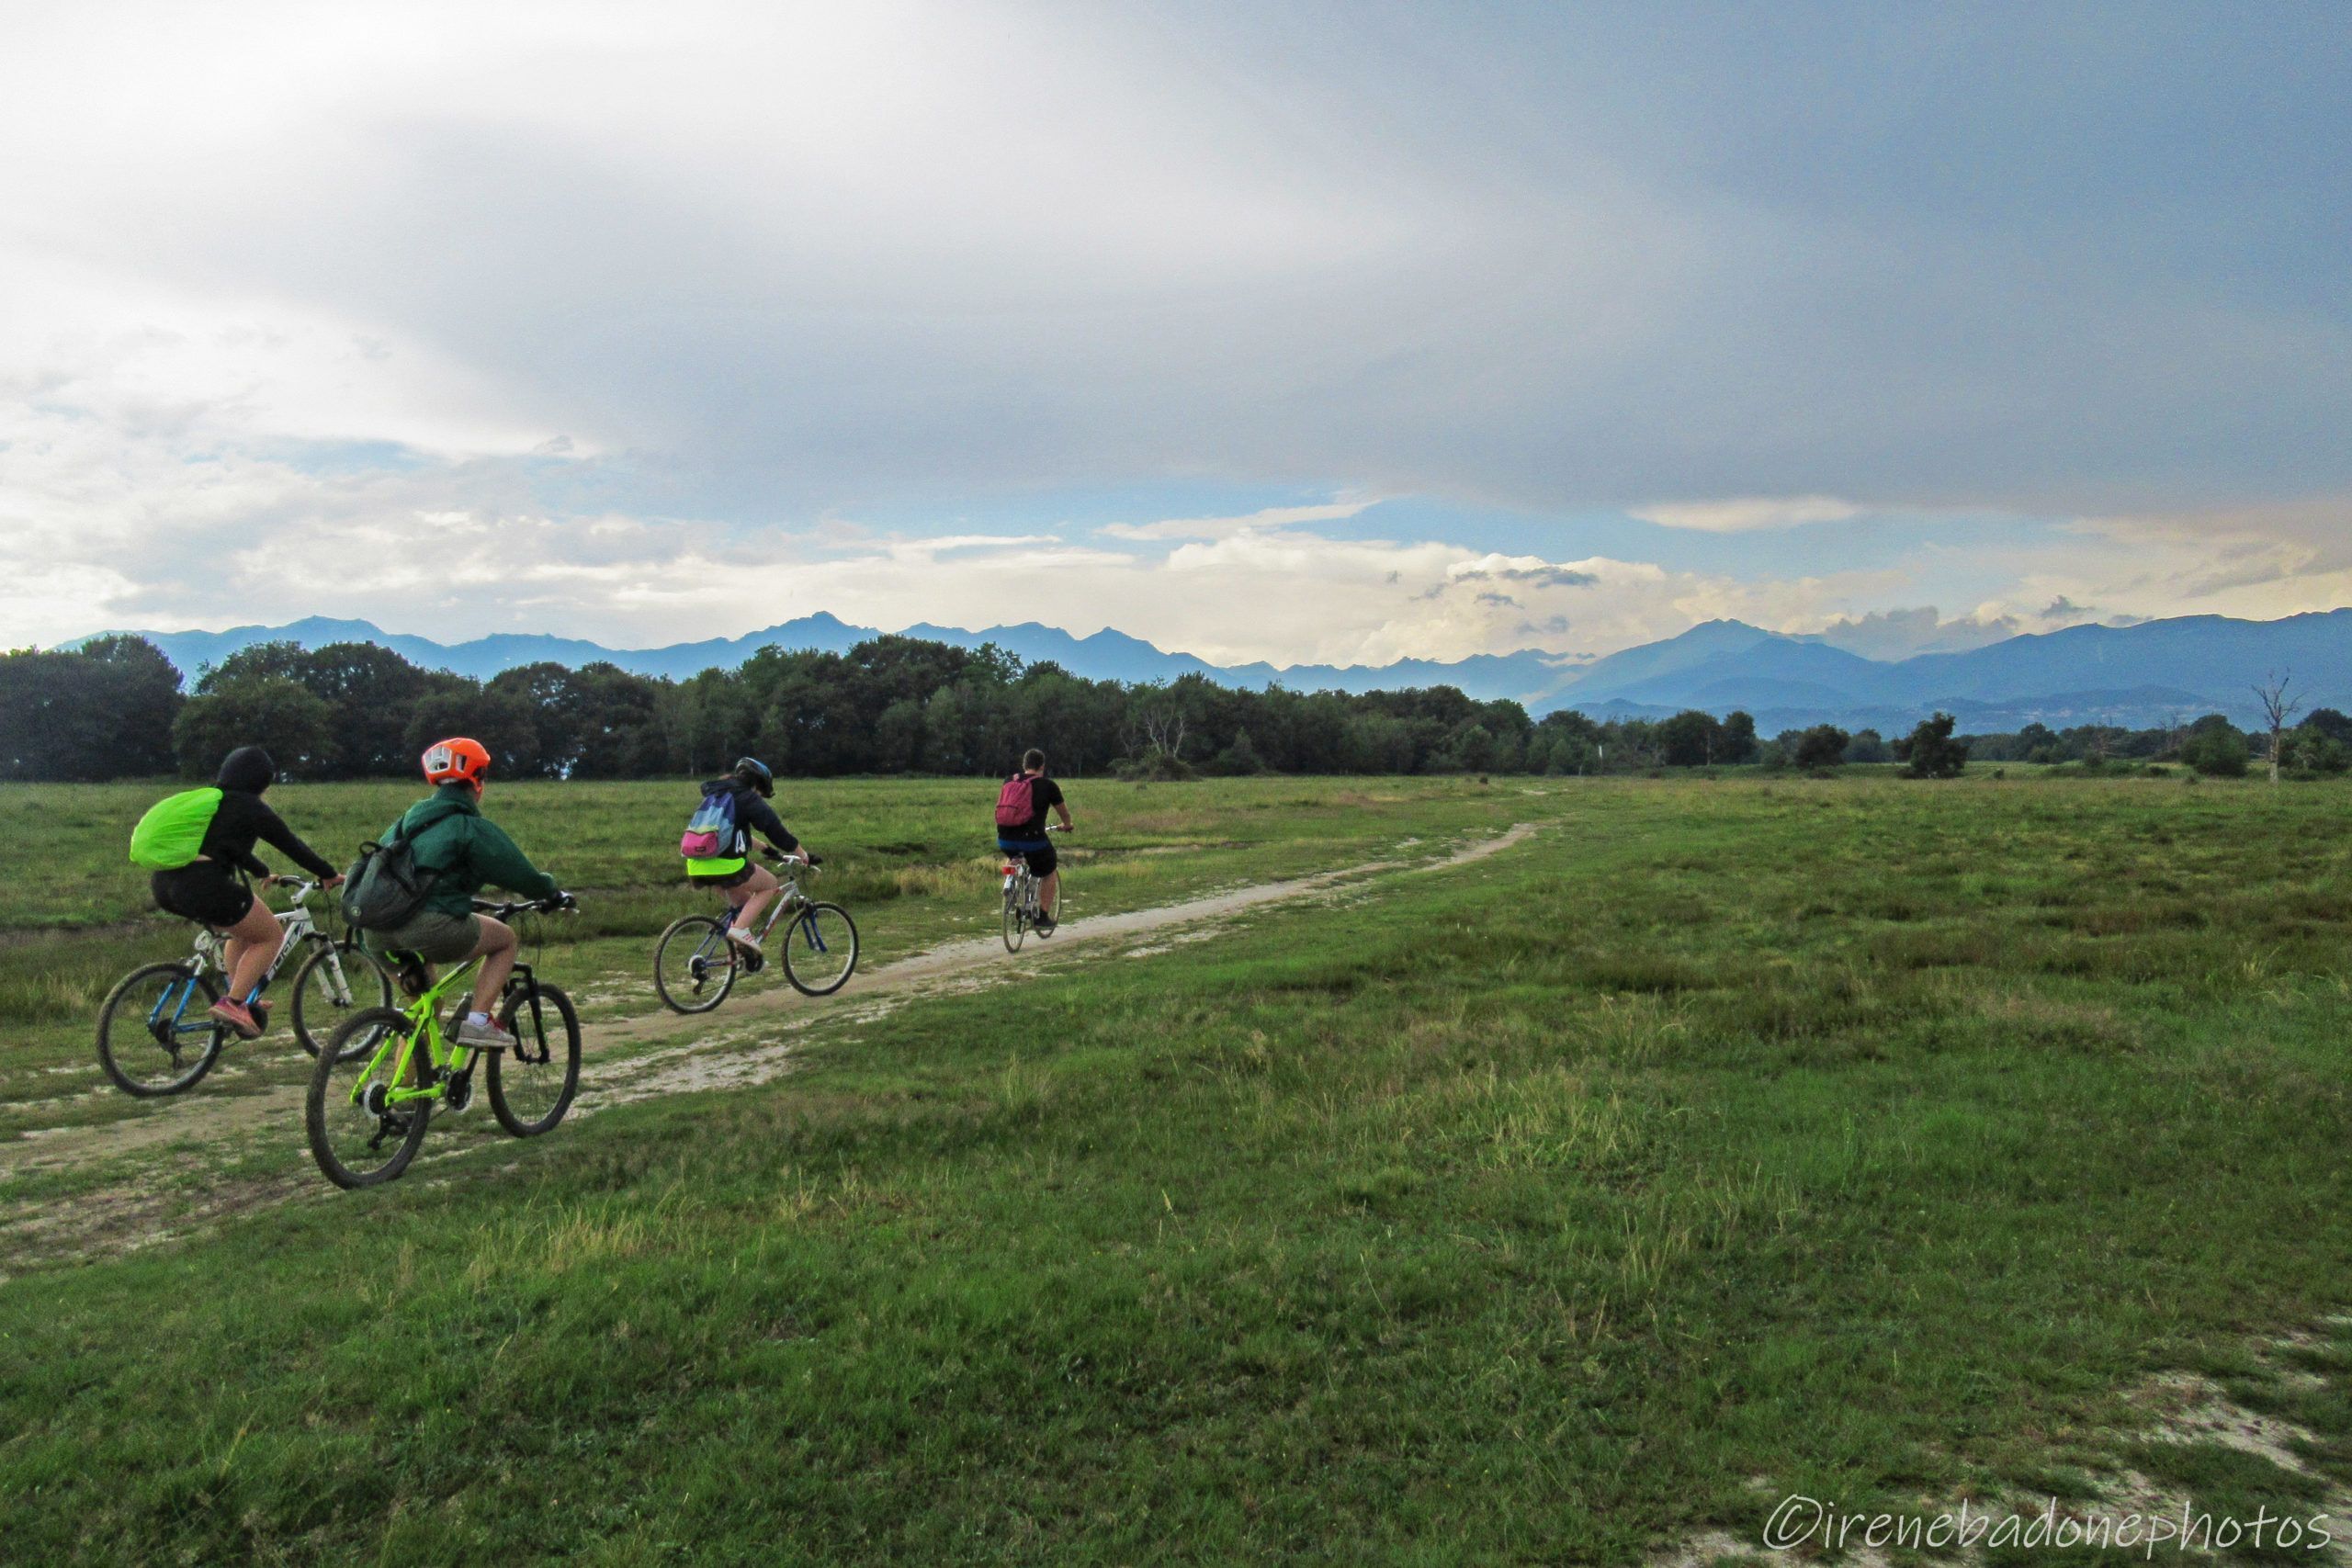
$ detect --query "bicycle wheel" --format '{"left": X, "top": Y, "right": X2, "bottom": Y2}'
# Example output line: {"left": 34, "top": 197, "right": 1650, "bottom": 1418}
{"left": 291, "top": 941, "right": 395, "bottom": 1060}
{"left": 782, "top": 902, "right": 859, "bottom": 996}
{"left": 306, "top": 1008, "right": 432, "bottom": 1189}
{"left": 96, "top": 962, "right": 227, "bottom": 1098}
{"left": 1002, "top": 882, "right": 1028, "bottom": 953}
{"left": 653, "top": 915, "right": 738, "bottom": 1014}
{"left": 489, "top": 982, "right": 581, "bottom": 1136}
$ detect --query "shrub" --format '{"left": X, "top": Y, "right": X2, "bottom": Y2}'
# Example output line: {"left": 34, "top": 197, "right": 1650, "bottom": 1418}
{"left": 2181, "top": 728, "right": 2249, "bottom": 778}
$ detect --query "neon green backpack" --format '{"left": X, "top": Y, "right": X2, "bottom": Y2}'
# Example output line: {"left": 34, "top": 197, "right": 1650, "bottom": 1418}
{"left": 129, "top": 787, "right": 224, "bottom": 871}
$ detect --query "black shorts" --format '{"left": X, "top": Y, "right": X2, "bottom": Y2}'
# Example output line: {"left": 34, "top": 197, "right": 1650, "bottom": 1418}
{"left": 998, "top": 838, "right": 1057, "bottom": 878}
{"left": 152, "top": 864, "right": 255, "bottom": 929}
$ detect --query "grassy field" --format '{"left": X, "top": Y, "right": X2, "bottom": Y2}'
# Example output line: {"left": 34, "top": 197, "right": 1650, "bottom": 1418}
{"left": 6, "top": 770, "right": 2352, "bottom": 1562}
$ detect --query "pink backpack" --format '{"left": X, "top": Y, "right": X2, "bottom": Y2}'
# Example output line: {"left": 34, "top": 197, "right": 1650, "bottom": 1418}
{"left": 994, "top": 774, "right": 1035, "bottom": 829}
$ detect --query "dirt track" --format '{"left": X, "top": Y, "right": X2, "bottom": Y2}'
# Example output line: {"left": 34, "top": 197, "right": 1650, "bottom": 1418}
{"left": 0, "top": 825, "right": 1535, "bottom": 1269}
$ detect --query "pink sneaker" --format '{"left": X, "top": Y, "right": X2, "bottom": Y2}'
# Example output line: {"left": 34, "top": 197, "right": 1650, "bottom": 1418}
{"left": 209, "top": 998, "right": 263, "bottom": 1041}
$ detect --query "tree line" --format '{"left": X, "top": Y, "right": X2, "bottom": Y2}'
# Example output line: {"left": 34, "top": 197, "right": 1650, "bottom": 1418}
{"left": 15, "top": 631, "right": 2311, "bottom": 784}
{"left": 2, "top": 635, "right": 1550, "bottom": 782}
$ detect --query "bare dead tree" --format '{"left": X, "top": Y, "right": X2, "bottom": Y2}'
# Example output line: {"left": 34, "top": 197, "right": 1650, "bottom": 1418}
{"left": 2253, "top": 670, "right": 2301, "bottom": 784}
{"left": 1138, "top": 706, "right": 1188, "bottom": 761}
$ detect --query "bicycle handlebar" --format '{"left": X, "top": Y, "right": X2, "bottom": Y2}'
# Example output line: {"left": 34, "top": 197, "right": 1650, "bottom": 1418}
{"left": 470, "top": 894, "right": 577, "bottom": 919}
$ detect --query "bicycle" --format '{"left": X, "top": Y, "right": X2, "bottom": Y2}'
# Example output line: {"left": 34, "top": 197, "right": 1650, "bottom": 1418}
{"left": 304, "top": 896, "right": 582, "bottom": 1190}
{"left": 652, "top": 850, "right": 858, "bottom": 1014}
{"left": 1001, "top": 824, "right": 1067, "bottom": 953}
{"left": 96, "top": 877, "right": 394, "bottom": 1098}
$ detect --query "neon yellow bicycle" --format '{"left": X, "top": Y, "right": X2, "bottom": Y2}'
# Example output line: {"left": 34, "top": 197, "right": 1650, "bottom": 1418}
{"left": 304, "top": 897, "right": 580, "bottom": 1190}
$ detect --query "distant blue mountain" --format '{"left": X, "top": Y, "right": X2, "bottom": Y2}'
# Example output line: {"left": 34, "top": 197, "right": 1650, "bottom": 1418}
{"left": 66, "top": 607, "right": 2352, "bottom": 729}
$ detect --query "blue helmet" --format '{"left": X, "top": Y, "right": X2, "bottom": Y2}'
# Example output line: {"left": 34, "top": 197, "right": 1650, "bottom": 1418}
{"left": 733, "top": 756, "right": 775, "bottom": 797}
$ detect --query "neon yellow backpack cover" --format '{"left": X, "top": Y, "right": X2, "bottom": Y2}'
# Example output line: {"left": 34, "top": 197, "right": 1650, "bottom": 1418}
{"left": 129, "top": 787, "right": 224, "bottom": 871}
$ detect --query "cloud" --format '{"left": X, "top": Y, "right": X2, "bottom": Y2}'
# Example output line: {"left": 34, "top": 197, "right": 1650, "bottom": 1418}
{"left": 1097, "top": 501, "right": 1376, "bottom": 542}
{"left": 1630, "top": 497, "right": 1864, "bottom": 533}
{"left": 1809, "top": 606, "right": 2022, "bottom": 660}
{"left": 4, "top": 4, "right": 2349, "bottom": 659}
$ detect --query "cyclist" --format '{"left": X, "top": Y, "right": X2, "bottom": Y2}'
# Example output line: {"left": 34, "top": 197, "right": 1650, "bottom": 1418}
{"left": 994, "top": 749, "right": 1072, "bottom": 932}
{"left": 141, "top": 745, "right": 343, "bottom": 1040}
{"left": 684, "top": 757, "right": 813, "bottom": 954}
{"left": 364, "top": 738, "right": 568, "bottom": 1051}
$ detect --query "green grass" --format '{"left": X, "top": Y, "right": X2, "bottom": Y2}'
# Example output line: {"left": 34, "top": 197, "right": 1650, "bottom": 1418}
{"left": 5, "top": 772, "right": 2352, "bottom": 1562}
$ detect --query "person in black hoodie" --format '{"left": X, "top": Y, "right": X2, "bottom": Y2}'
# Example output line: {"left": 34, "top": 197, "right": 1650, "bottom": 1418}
{"left": 149, "top": 746, "right": 343, "bottom": 1040}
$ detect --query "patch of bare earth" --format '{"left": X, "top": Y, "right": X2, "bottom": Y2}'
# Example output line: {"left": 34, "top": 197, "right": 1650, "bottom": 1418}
{"left": 1647, "top": 1326, "right": 2352, "bottom": 1566}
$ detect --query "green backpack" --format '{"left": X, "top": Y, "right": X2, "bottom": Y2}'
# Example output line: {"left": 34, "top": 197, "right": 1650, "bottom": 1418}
{"left": 129, "top": 787, "right": 224, "bottom": 871}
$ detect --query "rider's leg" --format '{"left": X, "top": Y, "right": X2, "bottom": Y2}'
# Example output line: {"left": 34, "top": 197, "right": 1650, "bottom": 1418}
{"left": 465, "top": 917, "right": 519, "bottom": 1020}
{"left": 1038, "top": 868, "right": 1059, "bottom": 920}
{"left": 220, "top": 895, "right": 282, "bottom": 1001}
{"left": 728, "top": 863, "right": 780, "bottom": 938}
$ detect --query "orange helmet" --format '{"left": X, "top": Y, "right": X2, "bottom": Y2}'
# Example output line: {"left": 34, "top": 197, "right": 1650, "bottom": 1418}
{"left": 422, "top": 737, "right": 492, "bottom": 787}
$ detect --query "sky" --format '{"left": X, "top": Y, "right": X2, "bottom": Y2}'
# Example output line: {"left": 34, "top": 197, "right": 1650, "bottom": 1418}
{"left": 1, "top": 0, "right": 2346, "bottom": 669}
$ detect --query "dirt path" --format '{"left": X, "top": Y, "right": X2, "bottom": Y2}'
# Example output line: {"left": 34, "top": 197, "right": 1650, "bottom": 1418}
{"left": 0, "top": 825, "right": 1537, "bottom": 1266}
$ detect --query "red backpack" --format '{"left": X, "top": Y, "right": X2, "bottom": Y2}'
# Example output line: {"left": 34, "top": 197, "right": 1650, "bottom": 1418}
{"left": 994, "top": 774, "right": 1036, "bottom": 829}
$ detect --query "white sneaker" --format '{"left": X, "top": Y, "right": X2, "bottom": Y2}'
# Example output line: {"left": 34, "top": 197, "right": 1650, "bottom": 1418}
{"left": 726, "top": 927, "right": 763, "bottom": 953}
{"left": 456, "top": 1016, "right": 517, "bottom": 1051}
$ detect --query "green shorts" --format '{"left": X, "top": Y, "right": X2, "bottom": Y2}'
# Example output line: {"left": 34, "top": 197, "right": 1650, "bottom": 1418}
{"left": 365, "top": 908, "right": 481, "bottom": 965}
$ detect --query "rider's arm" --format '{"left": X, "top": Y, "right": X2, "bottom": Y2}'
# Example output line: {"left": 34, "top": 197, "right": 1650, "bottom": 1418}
{"left": 243, "top": 797, "right": 340, "bottom": 881}
{"left": 741, "top": 795, "right": 800, "bottom": 855}
{"left": 464, "top": 817, "right": 560, "bottom": 903}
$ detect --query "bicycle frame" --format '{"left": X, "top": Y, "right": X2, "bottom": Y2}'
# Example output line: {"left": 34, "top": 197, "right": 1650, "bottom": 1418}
{"left": 354, "top": 955, "right": 487, "bottom": 1108}
{"left": 693, "top": 863, "right": 834, "bottom": 967}
{"left": 151, "top": 880, "right": 351, "bottom": 1031}
{"left": 351, "top": 904, "right": 559, "bottom": 1109}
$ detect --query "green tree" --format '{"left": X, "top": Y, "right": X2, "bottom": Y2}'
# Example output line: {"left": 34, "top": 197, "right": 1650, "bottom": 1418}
{"left": 303, "top": 642, "right": 435, "bottom": 777}
{"left": 1894, "top": 713, "right": 1969, "bottom": 778}
{"left": 2180, "top": 719, "right": 2250, "bottom": 778}
{"left": 1656, "top": 710, "right": 1723, "bottom": 767}
{"left": 0, "top": 644, "right": 186, "bottom": 781}
{"left": 1843, "top": 728, "right": 1890, "bottom": 764}
{"left": 1720, "top": 711, "right": 1758, "bottom": 764}
{"left": 1790, "top": 725, "right": 1851, "bottom": 771}
{"left": 172, "top": 678, "right": 334, "bottom": 779}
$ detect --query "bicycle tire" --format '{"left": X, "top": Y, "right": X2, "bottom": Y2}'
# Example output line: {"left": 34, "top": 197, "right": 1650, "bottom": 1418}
{"left": 782, "top": 902, "right": 859, "bottom": 997}
{"left": 291, "top": 940, "right": 395, "bottom": 1060}
{"left": 488, "top": 981, "right": 581, "bottom": 1137}
{"left": 96, "top": 962, "right": 227, "bottom": 1098}
{"left": 653, "top": 914, "right": 738, "bottom": 1014}
{"left": 1002, "top": 882, "right": 1028, "bottom": 953}
{"left": 306, "top": 1008, "right": 432, "bottom": 1189}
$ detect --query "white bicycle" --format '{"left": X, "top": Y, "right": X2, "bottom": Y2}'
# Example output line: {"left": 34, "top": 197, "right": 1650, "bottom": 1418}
{"left": 96, "top": 877, "right": 395, "bottom": 1098}
{"left": 1001, "top": 825, "right": 1068, "bottom": 953}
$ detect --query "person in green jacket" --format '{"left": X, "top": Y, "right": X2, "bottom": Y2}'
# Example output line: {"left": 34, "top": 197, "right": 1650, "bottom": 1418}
{"left": 366, "top": 737, "right": 570, "bottom": 1052}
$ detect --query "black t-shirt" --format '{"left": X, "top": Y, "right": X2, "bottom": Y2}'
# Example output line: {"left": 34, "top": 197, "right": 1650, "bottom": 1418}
{"left": 1006, "top": 773, "right": 1064, "bottom": 839}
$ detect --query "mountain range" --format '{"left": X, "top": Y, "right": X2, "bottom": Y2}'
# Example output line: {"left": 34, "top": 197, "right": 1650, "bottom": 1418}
{"left": 70, "top": 608, "right": 2352, "bottom": 733}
